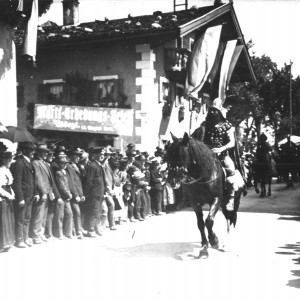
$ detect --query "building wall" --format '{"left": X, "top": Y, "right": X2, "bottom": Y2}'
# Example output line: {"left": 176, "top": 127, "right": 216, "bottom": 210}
{"left": 17, "top": 42, "right": 138, "bottom": 147}
{"left": 0, "top": 24, "right": 17, "bottom": 127}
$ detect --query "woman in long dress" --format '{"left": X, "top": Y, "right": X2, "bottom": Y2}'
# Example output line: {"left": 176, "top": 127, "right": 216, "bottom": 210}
{"left": 0, "top": 143, "right": 15, "bottom": 252}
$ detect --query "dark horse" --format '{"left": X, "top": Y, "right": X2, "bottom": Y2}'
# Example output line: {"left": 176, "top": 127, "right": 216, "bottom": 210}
{"left": 166, "top": 133, "right": 245, "bottom": 259}
{"left": 252, "top": 155, "right": 273, "bottom": 198}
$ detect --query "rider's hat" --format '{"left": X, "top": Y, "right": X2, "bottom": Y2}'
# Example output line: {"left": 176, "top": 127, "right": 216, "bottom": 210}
{"left": 208, "top": 97, "right": 228, "bottom": 119}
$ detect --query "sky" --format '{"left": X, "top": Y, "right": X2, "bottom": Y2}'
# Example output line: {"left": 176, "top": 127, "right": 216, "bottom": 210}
{"left": 42, "top": 0, "right": 300, "bottom": 77}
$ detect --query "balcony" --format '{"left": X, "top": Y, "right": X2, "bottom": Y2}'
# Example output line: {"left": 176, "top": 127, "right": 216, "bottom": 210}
{"left": 164, "top": 48, "right": 190, "bottom": 84}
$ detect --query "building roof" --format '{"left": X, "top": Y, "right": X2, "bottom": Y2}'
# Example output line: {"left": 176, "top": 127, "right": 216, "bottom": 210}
{"left": 15, "top": 3, "right": 256, "bottom": 82}
{"left": 15, "top": 5, "right": 217, "bottom": 47}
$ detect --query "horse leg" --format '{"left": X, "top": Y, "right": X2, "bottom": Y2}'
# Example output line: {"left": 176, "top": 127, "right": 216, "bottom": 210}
{"left": 194, "top": 209, "right": 209, "bottom": 259}
{"left": 205, "top": 197, "right": 220, "bottom": 249}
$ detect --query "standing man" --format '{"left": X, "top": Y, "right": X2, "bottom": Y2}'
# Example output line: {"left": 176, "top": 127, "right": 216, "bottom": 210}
{"left": 11, "top": 142, "right": 37, "bottom": 248}
{"left": 66, "top": 148, "right": 85, "bottom": 239}
{"left": 31, "top": 144, "right": 56, "bottom": 244}
{"left": 85, "top": 147, "right": 107, "bottom": 237}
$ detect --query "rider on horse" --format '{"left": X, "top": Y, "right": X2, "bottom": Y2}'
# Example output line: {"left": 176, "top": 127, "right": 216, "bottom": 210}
{"left": 192, "top": 97, "right": 242, "bottom": 212}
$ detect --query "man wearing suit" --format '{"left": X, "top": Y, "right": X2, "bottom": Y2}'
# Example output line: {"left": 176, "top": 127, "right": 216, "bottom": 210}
{"left": 85, "top": 147, "right": 107, "bottom": 237}
{"left": 11, "top": 142, "right": 37, "bottom": 248}
{"left": 54, "top": 156, "right": 73, "bottom": 239}
{"left": 66, "top": 148, "right": 85, "bottom": 239}
{"left": 31, "top": 144, "right": 56, "bottom": 244}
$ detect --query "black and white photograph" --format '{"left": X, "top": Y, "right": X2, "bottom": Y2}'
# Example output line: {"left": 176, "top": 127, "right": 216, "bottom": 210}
{"left": 0, "top": 0, "right": 300, "bottom": 299}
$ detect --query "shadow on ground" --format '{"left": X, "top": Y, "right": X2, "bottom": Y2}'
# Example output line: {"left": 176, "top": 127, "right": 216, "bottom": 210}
{"left": 106, "top": 242, "right": 225, "bottom": 261}
{"left": 275, "top": 241, "right": 300, "bottom": 289}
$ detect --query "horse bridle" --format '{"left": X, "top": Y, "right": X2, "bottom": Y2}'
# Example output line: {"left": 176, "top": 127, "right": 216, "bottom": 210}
{"left": 181, "top": 159, "right": 221, "bottom": 185}
{"left": 168, "top": 152, "right": 221, "bottom": 186}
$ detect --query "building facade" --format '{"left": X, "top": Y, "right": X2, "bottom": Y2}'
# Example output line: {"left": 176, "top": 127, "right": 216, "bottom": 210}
{"left": 16, "top": 2, "right": 255, "bottom": 152}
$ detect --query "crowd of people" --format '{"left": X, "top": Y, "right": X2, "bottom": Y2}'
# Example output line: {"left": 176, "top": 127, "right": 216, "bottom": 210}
{"left": 0, "top": 141, "right": 177, "bottom": 252}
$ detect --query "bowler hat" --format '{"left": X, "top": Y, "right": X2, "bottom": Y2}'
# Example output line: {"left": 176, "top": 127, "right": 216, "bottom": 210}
{"left": 36, "top": 143, "right": 49, "bottom": 152}
{"left": 136, "top": 155, "right": 146, "bottom": 161}
{"left": 55, "top": 145, "right": 66, "bottom": 153}
{"left": 93, "top": 147, "right": 106, "bottom": 154}
{"left": 127, "top": 143, "right": 135, "bottom": 149}
{"left": 127, "top": 150, "right": 136, "bottom": 156}
{"left": 106, "top": 147, "right": 117, "bottom": 155}
{"left": 68, "top": 147, "right": 83, "bottom": 155}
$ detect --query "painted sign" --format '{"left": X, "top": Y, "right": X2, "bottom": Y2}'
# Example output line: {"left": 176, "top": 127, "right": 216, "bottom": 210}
{"left": 34, "top": 104, "right": 134, "bottom": 136}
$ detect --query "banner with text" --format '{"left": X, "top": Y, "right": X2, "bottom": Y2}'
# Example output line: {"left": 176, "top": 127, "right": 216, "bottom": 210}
{"left": 34, "top": 104, "right": 134, "bottom": 136}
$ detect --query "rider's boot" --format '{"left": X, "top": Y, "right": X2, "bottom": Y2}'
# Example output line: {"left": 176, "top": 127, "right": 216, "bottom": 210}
{"left": 226, "top": 181, "right": 235, "bottom": 212}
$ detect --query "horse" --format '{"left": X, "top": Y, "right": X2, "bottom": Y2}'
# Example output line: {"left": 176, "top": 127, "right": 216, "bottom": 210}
{"left": 251, "top": 154, "right": 273, "bottom": 198}
{"left": 165, "top": 132, "right": 245, "bottom": 259}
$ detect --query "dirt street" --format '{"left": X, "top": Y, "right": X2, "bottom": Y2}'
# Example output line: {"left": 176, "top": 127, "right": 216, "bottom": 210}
{"left": 0, "top": 181, "right": 299, "bottom": 300}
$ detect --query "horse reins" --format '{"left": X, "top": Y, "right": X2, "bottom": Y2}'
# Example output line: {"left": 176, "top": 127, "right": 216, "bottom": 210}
{"left": 182, "top": 159, "right": 221, "bottom": 185}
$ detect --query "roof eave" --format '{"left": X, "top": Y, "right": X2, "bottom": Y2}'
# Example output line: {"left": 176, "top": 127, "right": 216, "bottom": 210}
{"left": 179, "top": 3, "right": 256, "bottom": 83}
{"left": 179, "top": 3, "right": 231, "bottom": 37}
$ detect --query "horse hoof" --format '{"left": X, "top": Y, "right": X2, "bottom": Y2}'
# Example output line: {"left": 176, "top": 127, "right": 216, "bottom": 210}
{"left": 255, "top": 189, "right": 260, "bottom": 194}
{"left": 199, "top": 249, "right": 209, "bottom": 259}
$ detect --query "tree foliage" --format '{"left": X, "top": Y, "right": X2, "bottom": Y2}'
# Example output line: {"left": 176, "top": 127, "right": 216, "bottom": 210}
{"left": 227, "top": 41, "right": 300, "bottom": 151}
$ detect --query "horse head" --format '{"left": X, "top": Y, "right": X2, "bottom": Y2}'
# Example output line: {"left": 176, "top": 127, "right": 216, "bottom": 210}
{"left": 165, "top": 132, "right": 191, "bottom": 189}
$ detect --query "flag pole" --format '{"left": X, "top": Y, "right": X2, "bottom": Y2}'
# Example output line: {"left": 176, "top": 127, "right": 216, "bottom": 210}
{"left": 289, "top": 62, "right": 293, "bottom": 137}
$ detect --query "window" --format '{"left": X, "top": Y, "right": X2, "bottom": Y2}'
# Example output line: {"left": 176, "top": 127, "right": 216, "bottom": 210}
{"left": 93, "top": 76, "right": 125, "bottom": 107}
{"left": 42, "top": 79, "right": 66, "bottom": 104}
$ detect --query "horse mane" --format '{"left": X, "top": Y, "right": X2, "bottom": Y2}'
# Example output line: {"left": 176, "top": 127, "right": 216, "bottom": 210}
{"left": 178, "top": 137, "right": 217, "bottom": 179}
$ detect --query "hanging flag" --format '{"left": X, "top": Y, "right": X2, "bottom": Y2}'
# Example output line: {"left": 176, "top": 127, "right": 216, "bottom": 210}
{"left": 22, "top": 0, "right": 39, "bottom": 62}
{"left": 185, "top": 25, "right": 222, "bottom": 98}
{"left": 226, "top": 45, "right": 243, "bottom": 87}
{"left": 208, "top": 41, "right": 226, "bottom": 88}
{"left": 218, "top": 40, "right": 237, "bottom": 102}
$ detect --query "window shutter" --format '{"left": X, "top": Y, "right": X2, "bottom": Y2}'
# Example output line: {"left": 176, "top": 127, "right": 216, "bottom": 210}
{"left": 17, "top": 85, "right": 24, "bottom": 108}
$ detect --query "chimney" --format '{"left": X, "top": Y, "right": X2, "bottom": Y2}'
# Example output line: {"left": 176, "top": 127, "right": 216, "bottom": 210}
{"left": 63, "top": 0, "right": 79, "bottom": 26}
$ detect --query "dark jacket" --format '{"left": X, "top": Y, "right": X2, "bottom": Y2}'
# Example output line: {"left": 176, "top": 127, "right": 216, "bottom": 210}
{"left": 150, "top": 169, "right": 163, "bottom": 191}
{"left": 47, "top": 162, "right": 61, "bottom": 200}
{"left": 85, "top": 160, "right": 106, "bottom": 197}
{"left": 55, "top": 170, "right": 72, "bottom": 201}
{"left": 11, "top": 155, "right": 35, "bottom": 203}
{"left": 66, "top": 163, "right": 83, "bottom": 198}
{"left": 32, "top": 157, "right": 55, "bottom": 198}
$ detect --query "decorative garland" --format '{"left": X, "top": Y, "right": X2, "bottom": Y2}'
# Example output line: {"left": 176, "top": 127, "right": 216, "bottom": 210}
{"left": 0, "top": 0, "right": 53, "bottom": 27}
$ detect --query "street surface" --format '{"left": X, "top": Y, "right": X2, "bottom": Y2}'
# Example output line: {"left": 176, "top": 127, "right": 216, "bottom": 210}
{"left": 1, "top": 181, "right": 300, "bottom": 300}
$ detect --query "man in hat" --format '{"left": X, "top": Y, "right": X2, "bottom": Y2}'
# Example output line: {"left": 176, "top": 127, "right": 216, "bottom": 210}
{"left": 54, "top": 156, "right": 73, "bottom": 239}
{"left": 127, "top": 150, "right": 137, "bottom": 166}
{"left": 101, "top": 146, "right": 117, "bottom": 231}
{"left": 192, "top": 97, "right": 240, "bottom": 211}
{"left": 44, "top": 146, "right": 62, "bottom": 240}
{"left": 66, "top": 148, "right": 85, "bottom": 239}
{"left": 149, "top": 158, "right": 165, "bottom": 215}
{"left": 11, "top": 142, "right": 37, "bottom": 248}
{"left": 31, "top": 143, "right": 56, "bottom": 244}
{"left": 85, "top": 147, "right": 107, "bottom": 237}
